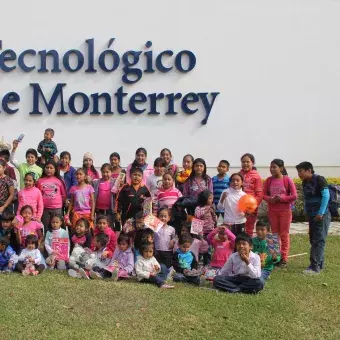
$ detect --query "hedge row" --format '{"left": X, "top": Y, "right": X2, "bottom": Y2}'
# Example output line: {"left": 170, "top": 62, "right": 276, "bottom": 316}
{"left": 258, "top": 177, "right": 340, "bottom": 221}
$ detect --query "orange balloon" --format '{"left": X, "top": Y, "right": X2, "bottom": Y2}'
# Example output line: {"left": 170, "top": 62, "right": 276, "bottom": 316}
{"left": 238, "top": 194, "right": 258, "bottom": 213}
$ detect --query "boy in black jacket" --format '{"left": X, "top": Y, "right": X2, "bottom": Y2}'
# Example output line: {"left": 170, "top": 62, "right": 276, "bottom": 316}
{"left": 172, "top": 234, "right": 200, "bottom": 285}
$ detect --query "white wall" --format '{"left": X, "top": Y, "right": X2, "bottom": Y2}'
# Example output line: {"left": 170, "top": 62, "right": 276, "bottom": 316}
{"left": 1, "top": 0, "right": 340, "bottom": 172}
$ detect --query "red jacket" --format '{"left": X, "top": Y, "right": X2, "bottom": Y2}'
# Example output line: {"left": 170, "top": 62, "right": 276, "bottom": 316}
{"left": 239, "top": 169, "right": 263, "bottom": 205}
{"left": 92, "top": 226, "right": 117, "bottom": 257}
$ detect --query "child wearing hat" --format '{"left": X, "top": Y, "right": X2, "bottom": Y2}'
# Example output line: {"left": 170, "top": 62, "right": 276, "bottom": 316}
{"left": 82, "top": 152, "right": 100, "bottom": 183}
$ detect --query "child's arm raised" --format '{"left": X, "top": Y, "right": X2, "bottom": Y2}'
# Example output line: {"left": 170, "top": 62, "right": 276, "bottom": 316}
{"left": 9, "top": 140, "right": 20, "bottom": 169}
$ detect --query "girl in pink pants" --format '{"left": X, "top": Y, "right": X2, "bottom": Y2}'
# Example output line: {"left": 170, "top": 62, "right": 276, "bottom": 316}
{"left": 263, "top": 159, "right": 297, "bottom": 267}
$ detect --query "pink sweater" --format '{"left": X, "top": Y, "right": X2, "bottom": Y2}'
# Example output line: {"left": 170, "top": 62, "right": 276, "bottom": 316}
{"left": 194, "top": 206, "right": 217, "bottom": 235}
{"left": 36, "top": 177, "right": 66, "bottom": 209}
{"left": 207, "top": 228, "right": 236, "bottom": 268}
{"left": 239, "top": 169, "right": 263, "bottom": 205}
{"left": 17, "top": 187, "right": 44, "bottom": 220}
{"left": 153, "top": 186, "right": 182, "bottom": 214}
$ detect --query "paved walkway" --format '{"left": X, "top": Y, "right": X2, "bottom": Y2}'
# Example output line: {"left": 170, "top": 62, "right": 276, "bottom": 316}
{"left": 290, "top": 221, "right": 340, "bottom": 235}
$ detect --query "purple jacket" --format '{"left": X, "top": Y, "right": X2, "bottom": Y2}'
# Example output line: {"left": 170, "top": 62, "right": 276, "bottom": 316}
{"left": 112, "top": 247, "right": 134, "bottom": 274}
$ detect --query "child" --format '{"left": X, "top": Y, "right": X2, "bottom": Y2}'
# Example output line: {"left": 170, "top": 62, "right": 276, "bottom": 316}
{"left": 125, "top": 147, "right": 154, "bottom": 185}
{"left": 173, "top": 223, "right": 209, "bottom": 261}
{"left": 58, "top": 151, "right": 77, "bottom": 198}
{"left": 109, "top": 152, "right": 125, "bottom": 180}
{"left": 263, "top": 159, "right": 297, "bottom": 267}
{"left": 176, "top": 154, "right": 194, "bottom": 192}
{"left": 213, "top": 233, "right": 264, "bottom": 294}
{"left": 88, "top": 233, "right": 113, "bottom": 279}
{"left": 0, "top": 212, "right": 20, "bottom": 254}
{"left": 0, "top": 149, "right": 17, "bottom": 183}
{"left": 37, "top": 128, "right": 58, "bottom": 164}
{"left": 207, "top": 226, "right": 236, "bottom": 270}
{"left": 217, "top": 173, "right": 247, "bottom": 235}
{"left": 194, "top": 190, "right": 217, "bottom": 238}
{"left": 107, "top": 234, "right": 134, "bottom": 280}
{"left": 14, "top": 205, "right": 43, "bottom": 249}
{"left": 154, "top": 207, "right": 176, "bottom": 268}
{"left": 135, "top": 241, "right": 174, "bottom": 289}
{"left": 183, "top": 158, "right": 213, "bottom": 198}
{"left": 0, "top": 159, "right": 15, "bottom": 216}
{"left": 296, "top": 161, "right": 331, "bottom": 275}
{"left": 44, "top": 215, "right": 69, "bottom": 270}
{"left": 212, "top": 160, "right": 230, "bottom": 217}
{"left": 66, "top": 168, "right": 95, "bottom": 229}
{"left": 70, "top": 218, "right": 92, "bottom": 252}
{"left": 252, "top": 221, "right": 281, "bottom": 280}
{"left": 239, "top": 153, "right": 263, "bottom": 236}
{"left": 93, "top": 215, "right": 117, "bottom": 257}
{"left": 160, "top": 148, "right": 178, "bottom": 177}
{"left": 93, "top": 163, "right": 115, "bottom": 228}
{"left": 153, "top": 173, "right": 182, "bottom": 215}
{"left": 36, "top": 161, "right": 66, "bottom": 232}
{"left": 172, "top": 234, "right": 200, "bottom": 285}
{"left": 10, "top": 140, "right": 42, "bottom": 189}
{"left": 146, "top": 157, "right": 166, "bottom": 198}
{"left": 0, "top": 237, "right": 18, "bottom": 272}
{"left": 124, "top": 211, "right": 146, "bottom": 243}
{"left": 82, "top": 152, "right": 100, "bottom": 183}
{"left": 17, "top": 172, "right": 44, "bottom": 222}
{"left": 16, "top": 235, "right": 45, "bottom": 275}
{"left": 115, "top": 167, "right": 151, "bottom": 224}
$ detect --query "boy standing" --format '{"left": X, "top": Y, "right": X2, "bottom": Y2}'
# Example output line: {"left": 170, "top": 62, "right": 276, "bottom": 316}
{"left": 212, "top": 160, "right": 230, "bottom": 218}
{"left": 296, "top": 162, "right": 331, "bottom": 275}
{"left": 213, "top": 233, "right": 264, "bottom": 294}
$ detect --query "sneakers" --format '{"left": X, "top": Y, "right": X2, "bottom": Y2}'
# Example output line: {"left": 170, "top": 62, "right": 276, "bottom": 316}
{"left": 278, "top": 261, "right": 287, "bottom": 269}
{"left": 78, "top": 268, "right": 90, "bottom": 280}
{"left": 68, "top": 269, "right": 81, "bottom": 278}
{"left": 111, "top": 268, "right": 119, "bottom": 282}
{"left": 160, "top": 284, "right": 174, "bottom": 289}
{"left": 89, "top": 270, "right": 103, "bottom": 280}
{"left": 302, "top": 268, "right": 320, "bottom": 276}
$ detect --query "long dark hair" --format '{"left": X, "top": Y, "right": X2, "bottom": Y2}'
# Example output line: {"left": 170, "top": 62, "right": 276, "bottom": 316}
{"left": 271, "top": 159, "right": 288, "bottom": 176}
{"left": 132, "top": 147, "right": 147, "bottom": 167}
{"left": 82, "top": 163, "right": 98, "bottom": 177}
{"left": 188, "top": 158, "right": 209, "bottom": 183}
{"left": 197, "top": 190, "right": 212, "bottom": 207}
{"left": 41, "top": 160, "right": 64, "bottom": 182}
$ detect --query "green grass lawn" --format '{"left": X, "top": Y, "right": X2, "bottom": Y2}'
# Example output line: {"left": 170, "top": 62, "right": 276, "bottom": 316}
{"left": 1, "top": 235, "right": 340, "bottom": 340}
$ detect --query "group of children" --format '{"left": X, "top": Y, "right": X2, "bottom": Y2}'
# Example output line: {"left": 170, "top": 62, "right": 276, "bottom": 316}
{"left": 0, "top": 129, "right": 331, "bottom": 294}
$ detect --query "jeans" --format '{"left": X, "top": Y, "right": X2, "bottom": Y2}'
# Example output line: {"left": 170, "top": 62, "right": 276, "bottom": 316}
{"left": 141, "top": 264, "right": 169, "bottom": 287}
{"left": 213, "top": 275, "right": 264, "bottom": 294}
{"left": 173, "top": 272, "right": 200, "bottom": 285}
{"left": 261, "top": 269, "right": 271, "bottom": 281}
{"left": 308, "top": 211, "right": 331, "bottom": 272}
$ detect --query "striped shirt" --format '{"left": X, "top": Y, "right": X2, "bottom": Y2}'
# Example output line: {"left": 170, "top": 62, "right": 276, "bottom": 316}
{"left": 153, "top": 186, "right": 182, "bottom": 215}
{"left": 212, "top": 175, "right": 230, "bottom": 211}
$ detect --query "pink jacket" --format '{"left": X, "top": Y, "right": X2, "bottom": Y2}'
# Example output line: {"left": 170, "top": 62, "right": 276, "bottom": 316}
{"left": 17, "top": 187, "right": 44, "bottom": 220}
{"left": 36, "top": 177, "right": 66, "bottom": 209}
{"left": 207, "top": 228, "right": 236, "bottom": 268}
{"left": 194, "top": 206, "right": 217, "bottom": 235}
{"left": 125, "top": 163, "right": 154, "bottom": 185}
{"left": 239, "top": 169, "right": 263, "bottom": 205}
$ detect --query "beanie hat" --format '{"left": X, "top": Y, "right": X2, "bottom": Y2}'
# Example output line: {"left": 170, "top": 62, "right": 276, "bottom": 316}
{"left": 83, "top": 152, "right": 93, "bottom": 161}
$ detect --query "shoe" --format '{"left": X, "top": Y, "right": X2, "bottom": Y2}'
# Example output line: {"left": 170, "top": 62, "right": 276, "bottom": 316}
{"left": 68, "top": 269, "right": 80, "bottom": 278}
{"left": 78, "top": 268, "right": 90, "bottom": 279}
{"left": 160, "top": 284, "right": 174, "bottom": 289}
{"left": 89, "top": 270, "right": 102, "bottom": 280}
{"left": 111, "top": 268, "right": 119, "bottom": 282}
{"left": 302, "top": 268, "right": 320, "bottom": 275}
{"left": 278, "top": 261, "right": 287, "bottom": 269}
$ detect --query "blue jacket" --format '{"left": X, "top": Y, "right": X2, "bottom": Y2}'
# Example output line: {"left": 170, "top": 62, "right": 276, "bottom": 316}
{"left": 61, "top": 166, "right": 77, "bottom": 198}
{"left": 0, "top": 245, "right": 18, "bottom": 269}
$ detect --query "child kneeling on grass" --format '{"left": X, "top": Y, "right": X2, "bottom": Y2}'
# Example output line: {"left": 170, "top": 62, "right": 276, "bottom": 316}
{"left": 135, "top": 242, "right": 174, "bottom": 289}
{"left": 213, "top": 233, "right": 264, "bottom": 294}
{"left": 172, "top": 234, "right": 200, "bottom": 285}
{"left": 252, "top": 221, "right": 280, "bottom": 281}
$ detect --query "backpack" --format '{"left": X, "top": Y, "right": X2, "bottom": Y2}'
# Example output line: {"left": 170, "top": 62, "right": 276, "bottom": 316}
{"left": 266, "top": 176, "right": 295, "bottom": 210}
{"left": 326, "top": 184, "right": 340, "bottom": 217}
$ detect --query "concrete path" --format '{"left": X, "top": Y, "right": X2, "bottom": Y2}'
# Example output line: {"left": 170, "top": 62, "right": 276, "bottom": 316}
{"left": 290, "top": 222, "right": 340, "bottom": 235}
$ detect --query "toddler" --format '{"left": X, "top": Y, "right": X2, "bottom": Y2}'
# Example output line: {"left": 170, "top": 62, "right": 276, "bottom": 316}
{"left": 172, "top": 234, "right": 200, "bottom": 285}
{"left": 154, "top": 207, "right": 176, "bottom": 268}
{"left": 16, "top": 235, "right": 46, "bottom": 275}
{"left": 135, "top": 242, "right": 174, "bottom": 289}
{"left": 0, "top": 237, "right": 18, "bottom": 272}
{"left": 37, "top": 128, "right": 58, "bottom": 164}
{"left": 213, "top": 233, "right": 264, "bottom": 294}
{"left": 44, "top": 215, "right": 69, "bottom": 270}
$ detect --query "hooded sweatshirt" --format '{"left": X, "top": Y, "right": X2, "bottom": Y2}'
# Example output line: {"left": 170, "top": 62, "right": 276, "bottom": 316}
{"left": 239, "top": 169, "right": 263, "bottom": 205}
